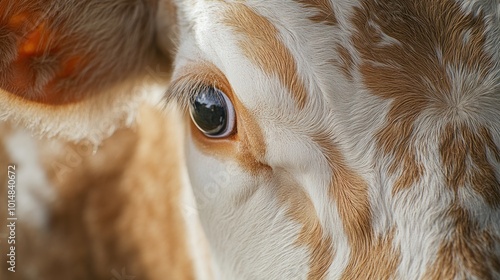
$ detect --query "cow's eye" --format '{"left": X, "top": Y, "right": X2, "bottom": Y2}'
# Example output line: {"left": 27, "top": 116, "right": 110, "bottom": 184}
{"left": 189, "top": 87, "right": 236, "bottom": 138}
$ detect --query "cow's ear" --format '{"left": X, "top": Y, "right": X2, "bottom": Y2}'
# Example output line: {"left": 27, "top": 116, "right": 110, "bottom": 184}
{"left": 0, "top": 0, "right": 176, "bottom": 142}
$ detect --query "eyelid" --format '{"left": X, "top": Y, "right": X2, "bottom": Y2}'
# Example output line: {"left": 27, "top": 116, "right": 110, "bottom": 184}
{"left": 164, "top": 63, "right": 235, "bottom": 114}
{"left": 165, "top": 76, "right": 208, "bottom": 113}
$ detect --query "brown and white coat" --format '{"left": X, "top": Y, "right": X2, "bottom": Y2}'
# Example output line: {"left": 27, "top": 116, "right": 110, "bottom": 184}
{"left": 1, "top": 0, "right": 499, "bottom": 279}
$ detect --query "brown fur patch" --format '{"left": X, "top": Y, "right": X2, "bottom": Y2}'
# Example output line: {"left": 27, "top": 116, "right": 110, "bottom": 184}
{"left": 440, "top": 124, "right": 500, "bottom": 208}
{"left": 425, "top": 123, "right": 500, "bottom": 278}
{"left": 341, "top": 230, "right": 401, "bottom": 280}
{"left": 277, "top": 180, "right": 334, "bottom": 280}
{"left": 350, "top": 0, "right": 492, "bottom": 194}
{"left": 314, "top": 135, "right": 372, "bottom": 247}
{"left": 333, "top": 45, "right": 355, "bottom": 81}
{"left": 0, "top": 0, "right": 162, "bottom": 104}
{"left": 313, "top": 134, "right": 400, "bottom": 278}
{"left": 296, "top": 0, "right": 337, "bottom": 25}
{"left": 424, "top": 205, "right": 500, "bottom": 279}
{"left": 157, "top": 0, "right": 179, "bottom": 58}
{"left": 224, "top": 3, "right": 308, "bottom": 109}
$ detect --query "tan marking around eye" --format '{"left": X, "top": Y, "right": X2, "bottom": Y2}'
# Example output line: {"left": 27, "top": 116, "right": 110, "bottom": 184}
{"left": 224, "top": 3, "right": 308, "bottom": 109}
{"left": 350, "top": 0, "right": 492, "bottom": 194}
{"left": 181, "top": 63, "right": 271, "bottom": 175}
{"left": 179, "top": 63, "right": 335, "bottom": 278}
{"left": 295, "top": 0, "right": 337, "bottom": 25}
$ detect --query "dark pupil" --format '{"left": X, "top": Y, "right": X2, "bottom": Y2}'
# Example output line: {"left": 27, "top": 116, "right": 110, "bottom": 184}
{"left": 190, "top": 87, "right": 227, "bottom": 136}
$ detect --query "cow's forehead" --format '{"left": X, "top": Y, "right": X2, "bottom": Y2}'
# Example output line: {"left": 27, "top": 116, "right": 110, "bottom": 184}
{"left": 175, "top": 0, "right": 499, "bottom": 112}
{"left": 170, "top": 1, "right": 347, "bottom": 163}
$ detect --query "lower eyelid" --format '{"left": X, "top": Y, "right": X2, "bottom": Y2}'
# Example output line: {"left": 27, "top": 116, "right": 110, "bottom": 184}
{"left": 217, "top": 92, "right": 236, "bottom": 138}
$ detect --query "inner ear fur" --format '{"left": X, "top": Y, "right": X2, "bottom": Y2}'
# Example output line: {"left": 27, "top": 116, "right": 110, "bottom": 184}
{"left": 0, "top": 0, "right": 176, "bottom": 142}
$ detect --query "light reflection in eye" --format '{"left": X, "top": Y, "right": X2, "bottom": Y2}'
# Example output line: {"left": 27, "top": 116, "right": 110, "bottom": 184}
{"left": 189, "top": 87, "right": 236, "bottom": 138}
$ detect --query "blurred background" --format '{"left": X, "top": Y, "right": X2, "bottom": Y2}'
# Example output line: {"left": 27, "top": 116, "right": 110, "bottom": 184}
{"left": 0, "top": 105, "right": 203, "bottom": 280}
